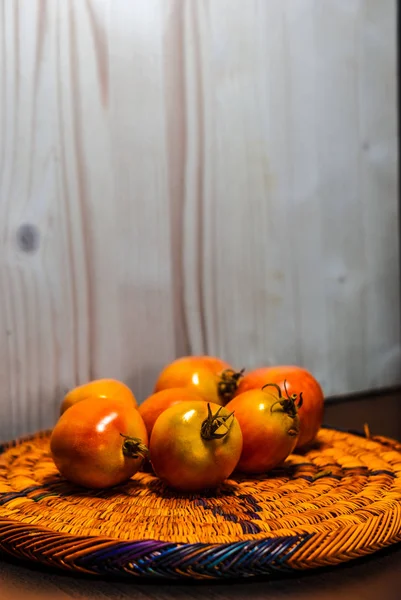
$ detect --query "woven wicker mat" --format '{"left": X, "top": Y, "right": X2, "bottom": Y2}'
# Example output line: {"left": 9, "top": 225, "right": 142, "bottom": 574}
{"left": 0, "top": 427, "right": 401, "bottom": 579}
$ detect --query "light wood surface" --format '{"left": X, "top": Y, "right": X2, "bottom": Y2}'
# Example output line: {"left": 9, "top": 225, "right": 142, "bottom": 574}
{"left": 0, "top": 0, "right": 399, "bottom": 439}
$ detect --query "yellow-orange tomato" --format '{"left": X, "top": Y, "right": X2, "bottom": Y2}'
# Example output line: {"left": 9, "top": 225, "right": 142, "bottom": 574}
{"left": 235, "top": 366, "right": 324, "bottom": 448}
{"left": 154, "top": 356, "right": 243, "bottom": 406}
{"left": 226, "top": 384, "right": 300, "bottom": 474}
{"left": 150, "top": 401, "right": 243, "bottom": 492}
{"left": 60, "top": 378, "right": 137, "bottom": 415}
{"left": 138, "top": 388, "right": 206, "bottom": 437}
{"left": 51, "top": 397, "right": 148, "bottom": 488}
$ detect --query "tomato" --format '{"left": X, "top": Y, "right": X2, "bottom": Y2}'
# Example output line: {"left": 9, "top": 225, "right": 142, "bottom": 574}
{"left": 51, "top": 397, "right": 148, "bottom": 488}
{"left": 226, "top": 384, "right": 301, "bottom": 474}
{"left": 60, "top": 378, "right": 137, "bottom": 415}
{"left": 138, "top": 388, "right": 206, "bottom": 437}
{"left": 154, "top": 356, "right": 243, "bottom": 406}
{"left": 149, "top": 401, "right": 243, "bottom": 492}
{"left": 235, "top": 366, "right": 324, "bottom": 448}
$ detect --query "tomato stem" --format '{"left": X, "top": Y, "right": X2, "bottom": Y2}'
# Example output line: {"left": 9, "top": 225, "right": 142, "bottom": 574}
{"left": 217, "top": 368, "right": 245, "bottom": 404}
{"left": 120, "top": 434, "right": 149, "bottom": 459}
{"left": 262, "top": 381, "right": 302, "bottom": 420}
{"left": 201, "top": 403, "right": 234, "bottom": 441}
{"left": 262, "top": 382, "right": 283, "bottom": 397}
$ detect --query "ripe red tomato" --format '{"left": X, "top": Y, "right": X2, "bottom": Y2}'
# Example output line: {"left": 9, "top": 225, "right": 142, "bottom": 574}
{"left": 154, "top": 355, "right": 243, "bottom": 406}
{"left": 226, "top": 384, "right": 300, "bottom": 474}
{"left": 60, "top": 378, "right": 137, "bottom": 415}
{"left": 50, "top": 397, "right": 148, "bottom": 488}
{"left": 149, "top": 401, "right": 243, "bottom": 492}
{"left": 235, "top": 366, "right": 324, "bottom": 448}
{"left": 138, "top": 388, "right": 206, "bottom": 437}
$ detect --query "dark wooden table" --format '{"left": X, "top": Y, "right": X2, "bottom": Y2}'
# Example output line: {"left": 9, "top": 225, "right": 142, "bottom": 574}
{"left": 1, "top": 390, "right": 401, "bottom": 600}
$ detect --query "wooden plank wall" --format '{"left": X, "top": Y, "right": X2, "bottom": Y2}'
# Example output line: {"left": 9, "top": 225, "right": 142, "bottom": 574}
{"left": 0, "top": 0, "right": 399, "bottom": 439}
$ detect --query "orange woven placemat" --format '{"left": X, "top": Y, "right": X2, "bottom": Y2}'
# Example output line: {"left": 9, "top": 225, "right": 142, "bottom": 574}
{"left": 0, "top": 427, "right": 401, "bottom": 579}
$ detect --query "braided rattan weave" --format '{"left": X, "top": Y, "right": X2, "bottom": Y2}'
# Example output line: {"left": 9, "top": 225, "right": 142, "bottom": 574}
{"left": 0, "top": 427, "right": 400, "bottom": 579}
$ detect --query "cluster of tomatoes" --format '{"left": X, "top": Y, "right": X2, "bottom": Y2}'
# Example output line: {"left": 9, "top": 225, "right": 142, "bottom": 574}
{"left": 50, "top": 356, "right": 324, "bottom": 492}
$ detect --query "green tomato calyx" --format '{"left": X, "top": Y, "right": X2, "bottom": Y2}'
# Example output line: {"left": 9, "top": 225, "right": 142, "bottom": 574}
{"left": 262, "top": 381, "right": 303, "bottom": 419}
{"left": 120, "top": 434, "right": 149, "bottom": 459}
{"left": 217, "top": 368, "right": 245, "bottom": 403}
{"left": 201, "top": 403, "right": 235, "bottom": 441}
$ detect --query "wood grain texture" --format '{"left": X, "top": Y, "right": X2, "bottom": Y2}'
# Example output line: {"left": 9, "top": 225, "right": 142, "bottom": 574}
{"left": 0, "top": 0, "right": 399, "bottom": 439}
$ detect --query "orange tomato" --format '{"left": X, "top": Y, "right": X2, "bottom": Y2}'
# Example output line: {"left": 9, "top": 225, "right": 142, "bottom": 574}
{"left": 226, "top": 384, "right": 300, "bottom": 474}
{"left": 51, "top": 396, "right": 148, "bottom": 488}
{"left": 149, "top": 401, "right": 243, "bottom": 492}
{"left": 154, "top": 356, "right": 243, "bottom": 406}
{"left": 235, "top": 366, "right": 324, "bottom": 448}
{"left": 60, "top": 378, "right": 137, "bottom": 415}
{"left": 138, "top": 388, "right": 206, "bottom": 437}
